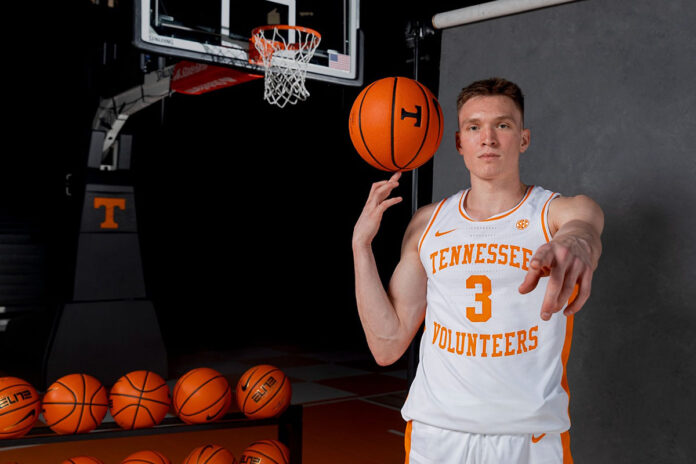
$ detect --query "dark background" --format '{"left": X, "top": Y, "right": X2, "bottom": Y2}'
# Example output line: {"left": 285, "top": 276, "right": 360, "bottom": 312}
{"left": 0, "top": 0, "right": 471, "bottom": 363}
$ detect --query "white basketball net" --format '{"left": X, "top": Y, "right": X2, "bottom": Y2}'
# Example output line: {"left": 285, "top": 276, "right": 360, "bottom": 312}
{"left": 251, "top": 26, "right": 321, "bottom": 108}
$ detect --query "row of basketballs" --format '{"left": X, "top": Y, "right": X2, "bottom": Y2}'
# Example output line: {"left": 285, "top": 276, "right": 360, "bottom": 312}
{"left": 54, "top": 441, "right": 290, "bottom": 464}
{"left": 0, "top": 364, "right": 291, "bottom": 439}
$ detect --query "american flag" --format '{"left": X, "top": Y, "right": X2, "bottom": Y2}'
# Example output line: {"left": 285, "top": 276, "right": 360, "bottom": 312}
{"left": 328, "top": 51, "right": 351, "bottom": 71}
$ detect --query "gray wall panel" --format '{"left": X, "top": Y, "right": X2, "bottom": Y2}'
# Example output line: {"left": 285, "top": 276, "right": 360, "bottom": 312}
{"left": 434, "top": 0, "right": 696, "bottom": 461}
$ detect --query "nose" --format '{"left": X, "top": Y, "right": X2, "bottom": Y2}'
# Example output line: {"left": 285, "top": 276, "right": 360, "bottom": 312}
{"left": 480, "top": 126, "right": 498, "bottom": 146}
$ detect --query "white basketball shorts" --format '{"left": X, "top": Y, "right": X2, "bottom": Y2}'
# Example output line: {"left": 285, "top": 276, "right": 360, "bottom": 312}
{"left": 404, "top": 421, "right": 573, "bottom": 464}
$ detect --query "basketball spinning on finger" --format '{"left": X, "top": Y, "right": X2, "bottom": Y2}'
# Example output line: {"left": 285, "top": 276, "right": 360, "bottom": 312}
{"left": 349, "top": 76, "right": 443, "bottom": 172}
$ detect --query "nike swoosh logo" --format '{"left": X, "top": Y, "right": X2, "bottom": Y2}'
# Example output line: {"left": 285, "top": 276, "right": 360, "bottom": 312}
{"left": 206, "top": 401, "right": 227, "bottom": 421}
{"left": 14, "top": 409, "right": 36, "bottom": 426}
{"left": 532, "top": 433, "right": 546, "bottom": 443}
{"left": 435, "top": 228, "right": 456, "bottom": 237}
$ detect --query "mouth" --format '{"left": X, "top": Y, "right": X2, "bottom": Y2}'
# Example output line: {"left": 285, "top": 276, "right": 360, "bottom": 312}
{"left": 478, "top": 152, "right": 500, "bottom": 159}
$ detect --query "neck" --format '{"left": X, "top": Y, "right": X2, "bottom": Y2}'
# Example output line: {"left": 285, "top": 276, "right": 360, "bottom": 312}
{"left": 464, "top": 176, "right": 528, "bottom": 220}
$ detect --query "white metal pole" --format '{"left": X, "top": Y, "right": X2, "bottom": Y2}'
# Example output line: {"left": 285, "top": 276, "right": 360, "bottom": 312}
{"left": 432, "top": 0, "right": 577, "bottom": 29}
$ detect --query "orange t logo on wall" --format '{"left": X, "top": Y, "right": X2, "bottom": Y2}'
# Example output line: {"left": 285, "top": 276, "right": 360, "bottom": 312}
{"left": 94, "top": 197, "right": 126, "bottom": 229}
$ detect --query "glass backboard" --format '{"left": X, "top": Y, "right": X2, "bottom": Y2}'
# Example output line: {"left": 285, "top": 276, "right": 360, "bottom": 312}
{"left": 134, "top": 0, "right": 363, "bottom": 86}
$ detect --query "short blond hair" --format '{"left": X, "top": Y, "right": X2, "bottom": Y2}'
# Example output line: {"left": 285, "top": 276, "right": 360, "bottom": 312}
{"left": 457, "top": 78, "right": 525, "bottom": 121}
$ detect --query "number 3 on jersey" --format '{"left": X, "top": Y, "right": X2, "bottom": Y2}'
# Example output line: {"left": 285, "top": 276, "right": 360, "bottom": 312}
{"left": 466, "top": 275, "right": 492, "bottom": 322}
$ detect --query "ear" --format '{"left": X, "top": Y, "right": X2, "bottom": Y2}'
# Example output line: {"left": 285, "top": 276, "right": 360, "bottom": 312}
{"left": 455, "top": 131, "right": 462, "bottom": 153}
{"left": 519, "top": 128, "right": 531, "bottom": 153}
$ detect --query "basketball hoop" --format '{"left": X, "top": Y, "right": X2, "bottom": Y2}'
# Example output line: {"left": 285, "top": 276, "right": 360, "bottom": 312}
{"left": 250, "top": 25, "right": 321, "bottom": 108}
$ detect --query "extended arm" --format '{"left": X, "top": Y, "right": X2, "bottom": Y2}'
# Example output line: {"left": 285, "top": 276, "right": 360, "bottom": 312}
{"left": 352, "top": 172, "right": 432, "bottom": 366}
{"left": 519, "top": 194, "right": 604, "bottom": 320}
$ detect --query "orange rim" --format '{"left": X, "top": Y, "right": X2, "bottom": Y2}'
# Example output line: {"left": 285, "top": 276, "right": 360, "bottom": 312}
{"left": 251, "top": 24, "right": 322, "bottom": 42}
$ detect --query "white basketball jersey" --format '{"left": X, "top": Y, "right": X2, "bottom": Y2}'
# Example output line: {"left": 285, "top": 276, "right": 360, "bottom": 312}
{"left": 401, "top": 185, "right": 574, "bottom": 435}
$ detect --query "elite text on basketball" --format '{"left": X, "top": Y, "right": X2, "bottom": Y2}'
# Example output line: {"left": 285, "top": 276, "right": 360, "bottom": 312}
{"left": 0, "top": 390, "right": 33, "bottom": 410}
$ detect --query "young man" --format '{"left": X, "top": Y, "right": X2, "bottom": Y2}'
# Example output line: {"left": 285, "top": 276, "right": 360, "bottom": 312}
{"left": 352, "top": 78, "right": 603, "bottom": 463}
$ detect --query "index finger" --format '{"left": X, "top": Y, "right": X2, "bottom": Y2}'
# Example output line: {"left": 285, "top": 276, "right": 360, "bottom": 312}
{"left": 519, "top": 247, "right": 553, "bottom": 294}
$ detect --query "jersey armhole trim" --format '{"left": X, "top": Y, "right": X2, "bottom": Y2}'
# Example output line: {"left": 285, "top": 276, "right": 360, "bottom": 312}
{"left": 418, "top": 198, "right": 448, "bottom": 254}
{"left": 541, "top": 192, "right": 560, "bottom": 243}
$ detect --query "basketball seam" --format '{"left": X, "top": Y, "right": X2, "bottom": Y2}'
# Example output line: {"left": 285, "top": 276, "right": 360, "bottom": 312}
{"left": 88, "top": 381, "right": 106, "bottom": 430}
{"left": 0, "top": 382, "right": 34, "bottom": 393}
{"left": 390, "top": 77, "right": 400, "bottom": 169}
{"left": 268, "top": 440, "right": 289, "bottom": 463}
{"left": 203, "top": 447, "right": 223, "bottom": 464}
{"left": 198, "top": 444, "right": 212, "bottom": 464}
{"left": 110, "top": 393, "right": 170, "bottom": 406}
{"left": 130, "top": 371, "right": 149, "bottom": 429}
{"left": 402, "top": 81, "right": 431, "bottom": 169}
{"left": 75, "top": 374, "right": 86, "bottom": 434}
{"left": 177, "top": 372, "right": 227, "bottom": 415}
{"left": 179, "top": 381, "right": 229, "bottom": 418}
{"left": 173, "top": 369, "right": 197, "bottom": 411}
{"left": 122, "top": 372, "right": 168, "bottom": 394}
{"left": 44, "top": 380, "right": 77, "bottom": 428}
{"left": 357, "top": 81, "right": 392, "bottom": 171}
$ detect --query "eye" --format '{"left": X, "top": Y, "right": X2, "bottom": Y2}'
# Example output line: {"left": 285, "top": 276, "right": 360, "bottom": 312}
{"left": 498, "top": 122, "right": 510, "bottom": 129}
{"left": 467, "top": 125, "right": 479, "bottom": 131}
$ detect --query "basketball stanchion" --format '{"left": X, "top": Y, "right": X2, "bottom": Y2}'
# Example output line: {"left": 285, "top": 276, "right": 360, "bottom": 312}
{"left": 250, "top": 25, "right": 321, "bottom": 108}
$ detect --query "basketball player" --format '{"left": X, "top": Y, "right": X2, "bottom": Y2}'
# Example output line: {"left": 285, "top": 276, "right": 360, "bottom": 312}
{"left": 352, "top": 78, "right": 603, "bottom": 463}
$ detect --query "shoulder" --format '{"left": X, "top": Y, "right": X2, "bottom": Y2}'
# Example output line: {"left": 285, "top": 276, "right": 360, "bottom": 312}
{"left": 401, "top": 200, "right": 447, "bottom": 254}
{"left": 547, "top": 194, "right": 604, "bottom": 235}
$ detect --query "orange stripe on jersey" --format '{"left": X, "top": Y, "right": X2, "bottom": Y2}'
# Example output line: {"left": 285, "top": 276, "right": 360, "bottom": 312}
{"left": 458, "top": 186, "right": 534, "bottom": 222}
{"left": 404, "top": 420, "right": 413, "bottom": 464}
{"left": 541, "top": 192, "right": 558, "bottom": 243}
{"left": 561, "top": 430, "right": 574, "bottom": 463}
{"left": 418, "top": 198, "right": 447, "bottom": 253}
{"left": 560, "top": 284, "right": 576, "bottom": 464}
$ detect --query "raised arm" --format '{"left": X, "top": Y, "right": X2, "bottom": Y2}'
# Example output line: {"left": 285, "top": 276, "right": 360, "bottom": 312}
{"left": 519, "top": 194, "right": 604, "bottom": 320}
{"left": 352, "top": 172, "right": 433, "bottom": 366}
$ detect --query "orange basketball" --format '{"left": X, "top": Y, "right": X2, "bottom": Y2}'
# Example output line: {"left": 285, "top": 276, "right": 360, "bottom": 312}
{"left": 121, "top": 449, "right": 170, "bottom": 464}
{"left": 173, "top": 368, "right": 231, "bottom": 424}
{"left": 42, "top": 373, "right": 109, "bottom": 434}
{"left": 109, "top": 370, "right": 171, "bottom": 430}
{"left": 183, "top": 444, "right": 236, "bottom": 464}
{"left": 0, "top": 376, "right": 41, "bottom": 439}
{"left": 236, "top": 365, "right": 291, "bottom": 420}
{"left": 61, "top": 457, "right": 104, "bottom": 464}
{"left": 240, "top": 440, "right": 289, "bottom": 464}
{"left": 349, "top": 76, "right": 443, "bottom": 172}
